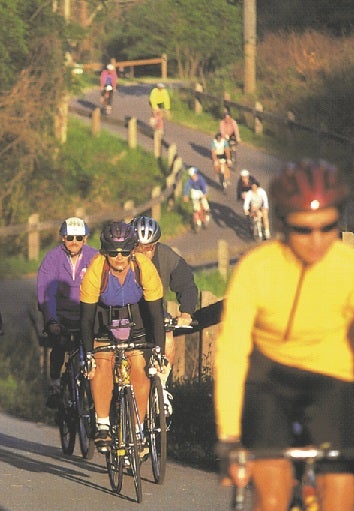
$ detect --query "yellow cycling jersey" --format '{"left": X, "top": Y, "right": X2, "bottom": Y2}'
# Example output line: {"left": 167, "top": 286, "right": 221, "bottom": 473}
{"left": 80, "top": 252, "right": 163, "bottom": 304}
{"left": 215, "top": 239, "right": 354, "bottom": 440}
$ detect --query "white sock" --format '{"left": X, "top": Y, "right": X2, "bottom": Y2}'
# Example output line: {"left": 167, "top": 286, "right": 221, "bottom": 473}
{"left": 97, "top": 417, "right": 110, "bottom": 429}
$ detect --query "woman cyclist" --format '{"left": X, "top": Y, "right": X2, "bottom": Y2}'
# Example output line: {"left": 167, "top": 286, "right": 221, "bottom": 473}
{"left": 80, "top": 221, "right": 165, "bottom": 452}
{"left": 183, "top": 166, "right": 210, "bottom": 230}
{"left": 215, "top": 160, "right": 353, "bottom": 511}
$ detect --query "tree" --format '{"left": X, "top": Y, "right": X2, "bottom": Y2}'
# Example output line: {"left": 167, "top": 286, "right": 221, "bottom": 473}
{"left": 105, "top": 0, "right": 243, "bottom": 80}
{"left": 0, "top": 0, "right": 67, "bottom": 228}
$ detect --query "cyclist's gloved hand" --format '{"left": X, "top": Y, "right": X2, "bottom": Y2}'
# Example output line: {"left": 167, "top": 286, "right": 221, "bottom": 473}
{"left": 177, "top": 312, "right": 192, "bottom": 327}
{"left": 46, "top": 319, "right": 62, "bottom": 337}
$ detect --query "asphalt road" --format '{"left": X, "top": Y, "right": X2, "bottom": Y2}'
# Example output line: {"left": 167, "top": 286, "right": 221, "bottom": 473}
{"left": 0, "top": 411, "right": 235, "bottom": 511}
{"left": 71, "top": 82, "right": 283, "bottom": 266}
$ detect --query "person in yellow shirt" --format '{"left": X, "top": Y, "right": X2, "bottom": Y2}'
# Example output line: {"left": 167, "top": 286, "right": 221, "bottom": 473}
{"left": 80, "top": 221, "right": 165, "bottom": 452}
{"left": 149, "top": 83, "right": 170, "bottom": 116}
{"left": 215, "top": 160, "right": 353, "bottom": 511}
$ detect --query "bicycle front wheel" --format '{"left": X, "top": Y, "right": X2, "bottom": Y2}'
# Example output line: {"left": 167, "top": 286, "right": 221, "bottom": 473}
{"left": 124, "top": 386, "right": 142, "bottom": 503}
{"left": 58, "top": 371, "right": 76, "bottom": 455}
{"left": 107, "top": 389, "right": 124, "bottom": 493}
{"left": 77, "top": 374, "right": 95, "bottom": 460}
{"left": 148, "top": 375, "right": 167, "bottom": 484}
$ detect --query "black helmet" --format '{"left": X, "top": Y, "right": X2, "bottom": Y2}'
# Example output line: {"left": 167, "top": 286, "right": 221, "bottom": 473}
{"left": 133, "top": 216, "right": 161, "bottom": 244}
{"left": 100, "top": 221, "right": 137, "bottom": 253}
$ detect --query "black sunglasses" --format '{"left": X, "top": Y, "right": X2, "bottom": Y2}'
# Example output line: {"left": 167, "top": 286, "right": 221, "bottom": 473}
{"left": 107, "top": 250, "right": 131, "bottom": 257}
{"left": 65, "top": 235, "right": 84, "bottom": 241}
{"left": 286, "top": 220, "right": 339, "bottom": 235}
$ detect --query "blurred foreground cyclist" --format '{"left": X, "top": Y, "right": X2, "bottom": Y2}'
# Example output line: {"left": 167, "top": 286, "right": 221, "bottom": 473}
{"left": 215, "top": 160, "right": 353, "bottom": 511}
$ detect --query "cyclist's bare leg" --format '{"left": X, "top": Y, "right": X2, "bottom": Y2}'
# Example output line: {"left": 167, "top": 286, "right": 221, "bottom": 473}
{"left": 251, "top": 459, "right": 293, "bottom": 511}
{"left": 262, "top": 208, "right": 270, "bottom": 238}
{"left": 91, "top": 352, "right": 114, "bottom": 418}
{"left": 129, "top": 351, "right": 150, "bottom": 421}
{"left": 316, "top": 473, "right": 354, "bottom": 511}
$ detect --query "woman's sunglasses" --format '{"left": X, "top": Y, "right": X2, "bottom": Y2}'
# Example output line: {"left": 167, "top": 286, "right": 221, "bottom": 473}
{"left": 107, "top": 250, "right": 131, "bottom": 257}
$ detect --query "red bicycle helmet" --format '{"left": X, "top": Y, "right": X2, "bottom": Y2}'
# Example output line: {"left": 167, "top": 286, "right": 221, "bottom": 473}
{"left": 271, "top": 160, "right": 349, "bottom": 216}
{"left": 100, "top": 221, "right": 137, "bottom": 253}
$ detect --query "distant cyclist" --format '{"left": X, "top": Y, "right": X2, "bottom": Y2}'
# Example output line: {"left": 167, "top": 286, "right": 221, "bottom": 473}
{"left": 183, "top": 167, "right": 210, "bottom": 229}
{"left": 219, "top": 111, "right": 241, "bottom": 146}
{"left": 149, "top": 83, "right": 170, "bottom": 118}
{"left": 211, "top": 132, "right": 232, "bottom": 189}
{"left": 236, "top": 169, "right": 257, "bottom": 202}
{"left": 243, "top": 180, "right": 271, "bottom": 239}
{"left": 100, "top": 63, "right": 117, "bottom": 114}
{"left": 133, "top": 216, "right": 199, "bottom": 416}
{"left": 37, "top": 217, "right": 97, "bottom": 408}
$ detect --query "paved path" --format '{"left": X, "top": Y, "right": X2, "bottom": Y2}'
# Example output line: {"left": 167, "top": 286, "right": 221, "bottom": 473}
{"left": 71, "top": 83, "right": 283, "bottom": 267}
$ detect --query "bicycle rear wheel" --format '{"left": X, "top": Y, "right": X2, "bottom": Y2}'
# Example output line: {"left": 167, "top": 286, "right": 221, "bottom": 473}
{"left": 148, "top": 375, "right": 167, "bottom": 484}
{"left": 58, "top": 371, "right": 76, "bottom": 455}
{"left": 77, "top": 374, "right": 95, "bottom": 460}
{"left": 124, "top": 386, "right": 142, "bottom": 503}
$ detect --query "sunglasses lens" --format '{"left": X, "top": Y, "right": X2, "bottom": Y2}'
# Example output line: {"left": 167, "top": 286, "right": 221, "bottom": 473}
{"left": 65, "top": 235, "right": 84, "bottom": 241}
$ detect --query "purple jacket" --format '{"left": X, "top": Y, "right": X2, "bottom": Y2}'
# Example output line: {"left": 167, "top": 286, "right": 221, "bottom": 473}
{"left": 37, "top": 244, "right": 98, "bottom": 324}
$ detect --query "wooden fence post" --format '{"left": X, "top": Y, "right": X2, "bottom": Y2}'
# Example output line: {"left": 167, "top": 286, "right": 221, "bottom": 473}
{"left": 168, "top": 143, "right": 177, "bottom": 169}
{"left": 91, "top": 107, "right": 101, "bottom": 136}
{"left": 218, "top": 239, "right": 229, "bottom": 279}
{"left": 194, "top": 83, "right": 203, "bottom": 114}
{"left": 254, "top": 101, "right": 263, "bottom": 135}
{"left": 28, "top": 213, "right": 40, "bottom": 261}
{"left": 128, "top": 117, "right": 137, "bottom": 148}
{"left": 161, "top": 53, "right": 167, "bottom": 80}
{"left": 151, "top": 186, "right": 161, "bottom": 221}
{"left": 154, "top": 129, "right": 162, "bottom": 158}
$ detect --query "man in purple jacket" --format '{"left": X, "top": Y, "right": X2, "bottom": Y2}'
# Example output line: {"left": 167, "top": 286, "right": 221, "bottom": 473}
{"left": 37, "top": 217, "right": 98, "bottom": 408}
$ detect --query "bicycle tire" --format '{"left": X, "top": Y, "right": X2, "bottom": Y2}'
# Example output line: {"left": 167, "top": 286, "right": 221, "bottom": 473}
{"left": 58, "top": 371, "right": 76, "bottom": 455}
{"left": 124, "top": 386, "right": 142, "bottom": 503}
{"left": 148, "top": 375, "right": 167, "bottom": 484}
{"left": 107, "top": 388, "right": 124, "bottom": 493}
{"left": 77, "top": 374, "right": 95, "bottom": 460}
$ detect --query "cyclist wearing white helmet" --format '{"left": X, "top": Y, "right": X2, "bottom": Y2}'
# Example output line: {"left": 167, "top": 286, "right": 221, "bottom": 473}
{"left": 37, "top": 217, "right": 98, "bottom": 408}
{"left": 100, "top": 63, "right": 117, "bottom": 114}
{"left": 133, "top": 216, "right": 199, "bottom": 417}
{"left": 149, "top": 82, "right": 171, "bottom": 116}
{"left": 236, "top": 169, "right": 257, "bottom": 201}
{"left": 183, "top": 167, "right": 210, "bottom": 228}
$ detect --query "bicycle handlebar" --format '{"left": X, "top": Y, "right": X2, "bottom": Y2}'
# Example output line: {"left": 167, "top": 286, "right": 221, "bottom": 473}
{"left": 92, "top": 340, "right": 157, "bottom": 354}
{"left": 229, "top": 445, "right": 354, "bottom": 464}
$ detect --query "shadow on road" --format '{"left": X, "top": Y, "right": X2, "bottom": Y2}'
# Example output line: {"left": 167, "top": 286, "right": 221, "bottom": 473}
{"left": 209, "top": 200, "right": 252, "bottom": 242}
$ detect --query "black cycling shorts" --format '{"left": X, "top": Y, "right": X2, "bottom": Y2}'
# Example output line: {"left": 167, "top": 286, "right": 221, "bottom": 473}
{"left": 241, "top": 349, "right": 354, "bottom": 473}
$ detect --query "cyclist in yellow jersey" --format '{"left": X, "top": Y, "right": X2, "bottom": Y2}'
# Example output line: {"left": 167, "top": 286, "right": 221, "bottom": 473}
{"left": 80, "top": 221, "right": 165, "bottom": 452}
{"left": 215, "top": 160, "right": 353, "bottom": 511}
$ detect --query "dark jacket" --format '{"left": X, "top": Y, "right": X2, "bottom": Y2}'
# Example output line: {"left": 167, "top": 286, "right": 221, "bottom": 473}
{"left": 152, "top": 243, "right": 198, "bottom": 315}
